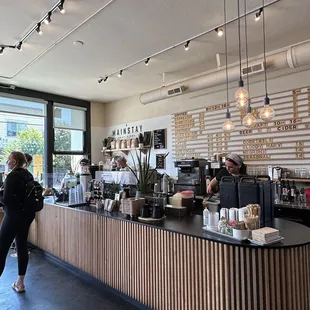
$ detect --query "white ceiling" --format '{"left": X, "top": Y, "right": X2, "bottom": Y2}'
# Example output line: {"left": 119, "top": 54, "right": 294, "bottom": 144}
{"left": 0, "top": 0, "right": 310, "bottom": 103}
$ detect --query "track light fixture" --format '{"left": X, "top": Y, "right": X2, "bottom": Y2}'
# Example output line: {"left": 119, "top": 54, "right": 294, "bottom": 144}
{"left": 184, "top": 40, "right": 190, "bottom": 51}
{"left": 44, "top": 12, "right": 52, "bottom": 25}
{"left": 58, "top": 0, "right": 65, "bottom": 14}
{"left": 16, "top": 42, "right": 23, "bottom": 51}
{"left": 0, "top": 47, "right": 4, "bottom": 55}
{"left": 103, "top": 76, "right": 108, "bottom": 83}
{"left": 36, "top": 23, "right": 43, "bottom": 35}
{"left": 215, "top": 28, "right": 224, "bottom": 37}
{"left": 96, "top": 1, "right": 277, "bottom": 85}
{"left": 98, "top": 77, "right": 103, "bottom": 84}
{"left": 254, "top": 8, "right": 263, "bottom": 21}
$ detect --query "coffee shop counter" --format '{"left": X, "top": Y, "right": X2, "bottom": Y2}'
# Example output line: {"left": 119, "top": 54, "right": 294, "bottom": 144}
{"left": 27, "top": 200, "right": 310, "bottom": 310}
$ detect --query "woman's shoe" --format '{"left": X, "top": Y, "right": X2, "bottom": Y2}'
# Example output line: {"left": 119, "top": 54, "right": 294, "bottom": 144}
{"left": 11, "top": 282, "right": 25, "bottom": 293}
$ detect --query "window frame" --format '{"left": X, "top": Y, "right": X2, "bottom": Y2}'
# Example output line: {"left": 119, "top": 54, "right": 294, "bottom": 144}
{"left": 0, "top": 87, "right": 91, "bottom": 187}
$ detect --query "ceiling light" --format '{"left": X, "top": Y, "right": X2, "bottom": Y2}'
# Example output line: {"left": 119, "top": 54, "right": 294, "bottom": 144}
{"left": 36, "top": 23, "right": 43, "bottom": 35}
{"left": 222, "top": 0, "right": 234, "bottom": 133}
{"left": 98, "top": 77, "right": 103, "bottom": 84}
{"left": 118, "top": 70, "right": 123, "bottom": 78}
{"left": 259, "top": 0, "right": 275, "bottom": 122}
{"left": 0, "top": 47, "right": 4, "bottom": 55}
{"left": 254, "top": 8, "right": 263, "bottom": 22}
{"left": 242, "top": 104, "right": 256, "bottom": 128}
{"left": 145, "top": 58, "right": 150, "bottom": 66}
{"left": 58, "top": 0, "right": 65, "bottom": 14}
{"left": 223, "top": 109, "right": 234, "bottom": 132}
{"left": 215, "top": 28, "right": 224, "bottom": 37}
{"left": 44, "top": 12, "right": 52, "bottom": 25}
{"left": 103, "top": 76, "right": 108, "bottom": 83}
{"left": 235, "top": 0, "right": 248, "bottom": 110}
{"left": 184, "top": 40, "right": 190, "bottom": 51}
{"left": 259, "top": 96, "right": 275, "bottom": 122}
{"left": 16, "top": 42, "right": 23, "bottom": 51}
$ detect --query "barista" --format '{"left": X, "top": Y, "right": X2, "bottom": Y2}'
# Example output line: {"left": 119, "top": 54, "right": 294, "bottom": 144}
{"left": 115, "top": 156, "right": 128, "bottom": 171}
{"left": 207, "top": 153, "right": 245, "bottom": 194}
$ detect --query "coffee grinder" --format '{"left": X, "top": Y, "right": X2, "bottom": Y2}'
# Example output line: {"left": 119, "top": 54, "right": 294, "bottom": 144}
{"left": 79, "top": 158, "right": 92, "bottom": 200}
{"left": 174, "top": 159, "right": 207, "bottom": 195}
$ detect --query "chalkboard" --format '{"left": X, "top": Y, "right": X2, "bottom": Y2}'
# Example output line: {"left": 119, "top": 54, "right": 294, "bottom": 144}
{"left": 156, "top": 154, "right": 166, "bottom": 169}
{"left": 154, "top": 129, "right": 166, "bottom": 149}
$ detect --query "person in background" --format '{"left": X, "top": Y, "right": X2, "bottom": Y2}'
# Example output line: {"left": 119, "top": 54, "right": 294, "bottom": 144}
{"left": 207, "top": 153, "right": 246, "bottom": 194}
{"left": 24, "top": 153, "right": 33, "bottom": 168}
{"left": 115, "top": 157, "right": 128, "bottom": 171}
{"left": 0, "top": 151, "right": 36, "bottom": 293}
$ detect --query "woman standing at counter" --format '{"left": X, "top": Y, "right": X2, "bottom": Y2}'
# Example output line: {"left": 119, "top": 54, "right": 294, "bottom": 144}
{"left": 207, "top": 153, "right": 245, "bottom": 194}
{"left": 0, "top": 152, "right": 35, "bottom": 293}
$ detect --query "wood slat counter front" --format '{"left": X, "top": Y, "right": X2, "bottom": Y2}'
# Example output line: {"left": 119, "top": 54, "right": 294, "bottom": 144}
{"left": 27, "top": 201, "right": 310, "bottom": 310}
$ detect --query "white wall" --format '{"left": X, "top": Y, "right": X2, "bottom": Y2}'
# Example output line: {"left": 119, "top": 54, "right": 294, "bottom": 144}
{"left": 91, "top": 67, "right": 310, "bottom": 175}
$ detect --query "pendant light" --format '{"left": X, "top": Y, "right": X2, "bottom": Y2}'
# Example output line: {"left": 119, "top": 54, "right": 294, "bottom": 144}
{"left": 259, "top": 0, "right": 275, "bottom": 122}
{"left": 242, "top": 0, "right": 256, "bottom": 128}
{"left": 222, "top": 0, "right": 234, "bottom": 133}
{"left": 235, "top": 0, "right": 248, "bottom": 110}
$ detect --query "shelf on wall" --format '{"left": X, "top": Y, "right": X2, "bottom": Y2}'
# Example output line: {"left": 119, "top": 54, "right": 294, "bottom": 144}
{"left": 101, "top": 147, "right": 150, "bottom": 155}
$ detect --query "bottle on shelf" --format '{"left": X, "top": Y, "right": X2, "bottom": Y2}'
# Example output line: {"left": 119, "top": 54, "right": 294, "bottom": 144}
{"left": 281, "top": 180, "right": 287, "bottom": 203}
{"left": 290, "top": 180, "right": 297, "bottom": 204}
{"left": 286, "top": 181, "right": 291, "bottom": 203}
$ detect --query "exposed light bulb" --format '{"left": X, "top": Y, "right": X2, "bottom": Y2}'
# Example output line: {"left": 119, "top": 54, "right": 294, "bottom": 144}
{"left": 223, "top": 110, "right": 234, "bottom": 132}
{"left": 259, "top": 96, "right": 275, "bottom": 122}
{"left": 242, "top": 105, "right": 256, "bottom": 128}
{"left": 216, "top": 28, "right": 224, "bottom": 37}
{"left": 235, "top": 80, "right": 248, "bottom": 109}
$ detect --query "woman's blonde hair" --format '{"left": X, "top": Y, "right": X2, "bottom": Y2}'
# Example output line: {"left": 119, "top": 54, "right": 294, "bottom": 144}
{"left": 10, "top": 151, "right": 27, "bottom": 168}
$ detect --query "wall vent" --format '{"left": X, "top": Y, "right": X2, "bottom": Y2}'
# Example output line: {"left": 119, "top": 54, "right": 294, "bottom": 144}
{"left": 242, "top": 62, "right": 265, "bottom": 76}
{"left": 167, "top": 85, "right": 186, "bottom": 96}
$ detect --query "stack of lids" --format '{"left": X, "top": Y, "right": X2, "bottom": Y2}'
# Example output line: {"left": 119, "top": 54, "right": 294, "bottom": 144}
{"left": 251, "top": 227, "right": 280, "bottom": 243}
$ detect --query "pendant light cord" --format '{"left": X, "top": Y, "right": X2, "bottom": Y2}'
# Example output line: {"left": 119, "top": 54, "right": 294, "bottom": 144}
{"left": 262, "top": 0, "right": 268, "bottom": 96}
{"left": 244, "top": 0, "right": 250, "bottom": 100}
{"left": 224, "top": 0, "right": 229, "bottom": 109}
{"left": 237, "top": 0, "right": 242, "bottom": 81}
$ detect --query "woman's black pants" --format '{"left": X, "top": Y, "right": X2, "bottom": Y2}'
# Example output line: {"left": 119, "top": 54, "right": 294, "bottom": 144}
{"left": 0, "top": 211, "right": 35, "bottom": 276}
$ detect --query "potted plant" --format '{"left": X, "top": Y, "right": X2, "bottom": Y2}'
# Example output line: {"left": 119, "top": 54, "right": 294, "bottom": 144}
{"left": 128, "top": 137, "right": 169, "bottom": 195}
{"left": 102, "top": 138, "right": 108, "bottom": 151}
{"left": 138, "top": 133, "right": 144, "bottom": 149}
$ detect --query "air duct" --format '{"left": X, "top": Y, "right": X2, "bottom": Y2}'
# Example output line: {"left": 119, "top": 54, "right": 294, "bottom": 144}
{"left": 140, "top": 40, "right": 310, "bottom": 105}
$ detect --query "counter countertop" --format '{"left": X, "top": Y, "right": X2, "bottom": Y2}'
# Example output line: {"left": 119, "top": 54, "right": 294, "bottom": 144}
{"left": 44, "top": 199, "right": 310, "bottom": 249}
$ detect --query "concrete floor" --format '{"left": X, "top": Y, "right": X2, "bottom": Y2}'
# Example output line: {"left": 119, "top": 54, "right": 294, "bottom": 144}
{"left": 0, "top": 248, "right": 140, "bottom": 310}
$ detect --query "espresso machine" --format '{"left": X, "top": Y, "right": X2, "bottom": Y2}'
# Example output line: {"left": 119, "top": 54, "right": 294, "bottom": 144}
{"left": 174, "top": 159, "right": 207, "bottom": 195}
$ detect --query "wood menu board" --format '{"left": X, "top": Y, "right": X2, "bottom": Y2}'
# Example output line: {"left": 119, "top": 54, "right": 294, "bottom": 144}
{"left": 154, "top": 129, "right": 166, "bottom": 149}
{"left": 156, "top": 154, "right": 166, "bottom": 169}
{"left": 172, "top": 86, "right": 310, "bottom": 168}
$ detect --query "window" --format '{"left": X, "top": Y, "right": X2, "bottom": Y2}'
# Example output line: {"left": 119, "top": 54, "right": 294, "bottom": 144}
{"left": 0, "top": 92, "right": 90, "bottom": 189}
{"left": 0, "top": 95, "right": 46, "bottom": 183}
{"left": 7, "top": 121, "right": 26, "bottom": 136}
{"left": 53, "top": 104, "right": 86, "bottom": 153}
{"left": 52, "top": 103, "right": 88, "bottom": 187}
